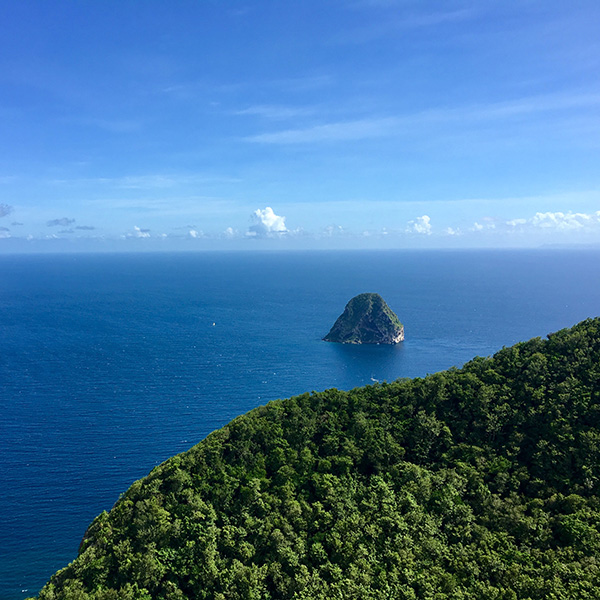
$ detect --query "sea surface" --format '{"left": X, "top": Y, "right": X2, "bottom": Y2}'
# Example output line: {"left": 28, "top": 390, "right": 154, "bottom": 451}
{"left": 1, "top": 249, "right": 600, "bottom": 599}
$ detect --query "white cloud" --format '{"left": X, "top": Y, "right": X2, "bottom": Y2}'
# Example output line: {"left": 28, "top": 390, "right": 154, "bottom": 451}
{"left": 247, "top": 206, "right": 287, "bottom": 237}
{"left": 246, "top": 117, "right": 400, "bottom": 144}
{"left": 224, "top": 226, "right": 238, "bottom": 238}
{"left": 189, "top": 229, "right": 202, "bottom": 238}
{"left": 337, "top": 7, "right": 472, "bottom": 43}
{"left": 128, "top": 226, "right": 151, "bottom": 238}
{"left": 321, "top": 224, "right": 346, "bottom": 237}
{"left": 407, "top": 215, "right": 432, "bottom": 235}
{"left": 66, "top": 116, "right": 141, "bottom": 133}
{"left": 472, "top": 218, "right": 496, "bottom": 231}
{"left": 234, "top": 104, "right": 314, "bottom": 120}
{"left": 445, "top": 227, "right": 461, "bottom": 236}
{"left": 530, "top": 211, "right": 597, "bottom": 230}
{"left": 245, "top": 91, "right": 600, "bottom": 145}
{"left": 506, "top": 211, "right": 600, "bottom": 231}
{"left": 50, "top": 173, "right": 241, "bottom": 190}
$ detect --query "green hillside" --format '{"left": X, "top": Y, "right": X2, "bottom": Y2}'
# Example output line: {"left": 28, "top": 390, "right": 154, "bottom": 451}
{"left": 34, "top": 319, "right": 600, "bottom": 599}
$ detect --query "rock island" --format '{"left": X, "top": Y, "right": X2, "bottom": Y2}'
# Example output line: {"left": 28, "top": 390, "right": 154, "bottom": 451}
{"left": 323, "top": 292, "right": 404, "bottom": 344}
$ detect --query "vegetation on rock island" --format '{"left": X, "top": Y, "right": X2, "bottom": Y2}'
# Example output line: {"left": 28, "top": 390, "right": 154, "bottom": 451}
{"left": 33, "top": 318, "right": 600, "bottom": 599}
{"left": 323, "top": 292, "right": 404, "bottom": 344}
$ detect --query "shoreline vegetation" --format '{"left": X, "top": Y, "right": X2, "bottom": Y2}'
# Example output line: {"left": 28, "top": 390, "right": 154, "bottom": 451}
{"left": 32, "top": 318, "right": 600, "bottom": 599}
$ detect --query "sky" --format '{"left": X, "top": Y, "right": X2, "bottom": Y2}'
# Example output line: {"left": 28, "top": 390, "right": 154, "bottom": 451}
{"left": 1, "top": 0, "right": 599, "bottom": 251}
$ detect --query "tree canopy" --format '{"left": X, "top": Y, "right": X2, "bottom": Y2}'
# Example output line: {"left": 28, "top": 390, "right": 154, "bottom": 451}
{"left": 33, "top": 318, "right": 600, "bottom": 599}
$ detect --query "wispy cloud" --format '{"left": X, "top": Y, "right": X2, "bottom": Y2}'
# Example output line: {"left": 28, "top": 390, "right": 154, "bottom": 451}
{"left": 0, "top": 203, "right": 13, "bottom": 218}
{"left": 47, "top": 217, "right": 75, "bottom": 227}
{"left": 469, "top": 91, "right": 600, "bottom": 120}
{"left": 234, "top": 104, "right": 315, "bottom": 120}
{"left": 62, "top": 116, "right": 142, "bottom": 133}
{"left": 246, "top": 116, "right": 400, "bottom": 144}
{"left": 106, "top": 175, "right": 184, "bottom": 189}
{"left": 50, "top": 173, "right": 241, "bottom": 190}
{"left": 160, "top": 74, "right": 332, "bottom": 102}
{"left": 269, "top": 75, "right": 333, "bottom": 93}
{"left": 245, "top": 91, "right": 600, "bottom": 144}
{"left": 335, "top": 7, "right": 473, "bottom": 44}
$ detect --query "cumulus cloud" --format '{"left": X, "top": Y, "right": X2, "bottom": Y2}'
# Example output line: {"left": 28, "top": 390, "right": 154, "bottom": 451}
{"left": 47, "top": 217, "right": 75, "bottom": 227}
{"left": 247, "top": 206, "right": 287, "bottom": 237}
{"left": 445, "top": 227, "right": 461, "bottom": 236}
{"left": 507, "top": 211, "right": 600, "bottom": 231}
{"left": 135, "top": 226, "right": 151, "bottom": 238}
{"left": 125, "top": 226, "right": 151, "bottom": 238}
{"left": 406, "top": 215, "right": 432, "bottom": 235}
{"left": 321, "top": 224, "right": 346, "bottom": 237}
{"left": 471, "top": 217, "right": 497, "bottom": 232}
{"left": 189, "top": 229, "right": 203, "bottom": 238}
{"left": 224, "top": 227, "right": 238, "bottom": 238}
{"left": 530, "top": 211, "right": 597, "bottom": 230}
{"left": 0, "top": 203, "right": 13, "bottom": 218}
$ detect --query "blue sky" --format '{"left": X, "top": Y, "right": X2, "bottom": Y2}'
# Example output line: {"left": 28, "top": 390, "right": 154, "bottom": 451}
{"left": 1, "top": 0, "right": 599, "bottom": 251}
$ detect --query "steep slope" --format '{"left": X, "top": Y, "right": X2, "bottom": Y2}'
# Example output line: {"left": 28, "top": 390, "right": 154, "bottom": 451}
{"left": 33, "top": 318, "right": 600, "bottom": 599}
{"left": 323, "top": 293, "right": 404, "bottom": 344}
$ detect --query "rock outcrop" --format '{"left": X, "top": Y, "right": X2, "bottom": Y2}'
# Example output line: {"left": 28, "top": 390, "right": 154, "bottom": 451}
{"left": 323, "top": 292, "right": 404, "bottom": 344}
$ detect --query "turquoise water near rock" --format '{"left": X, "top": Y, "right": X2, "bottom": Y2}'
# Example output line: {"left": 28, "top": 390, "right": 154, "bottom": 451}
{"left": 1, "top": 249, "right": 599, "bottom": 599}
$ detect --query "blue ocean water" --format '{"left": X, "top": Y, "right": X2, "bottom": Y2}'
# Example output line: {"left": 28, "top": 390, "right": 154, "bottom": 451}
{"left": 1, "top": 249, "right": 599, "bottom": 599}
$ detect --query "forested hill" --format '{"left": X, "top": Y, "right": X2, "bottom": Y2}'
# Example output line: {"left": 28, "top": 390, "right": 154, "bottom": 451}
{"left": 34, "top": 319, "right": 600, "bottom": 600}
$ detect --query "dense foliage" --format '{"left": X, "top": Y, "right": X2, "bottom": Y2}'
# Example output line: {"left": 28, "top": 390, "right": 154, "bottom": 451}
{"left": 34, "top": 318, "right": 600, "bottom": 599}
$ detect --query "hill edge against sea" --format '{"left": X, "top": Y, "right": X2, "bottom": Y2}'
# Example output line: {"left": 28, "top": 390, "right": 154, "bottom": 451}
{"left": 33, "top": 317, "right": 600, "bottom": 599}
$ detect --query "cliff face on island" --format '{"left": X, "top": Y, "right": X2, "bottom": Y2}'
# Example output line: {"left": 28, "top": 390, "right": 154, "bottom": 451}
{"left": 31, "top": 318, "right": 600, "bottom": 600}
{"left": 323, "top": 292, "right": 404, "bottom": 344}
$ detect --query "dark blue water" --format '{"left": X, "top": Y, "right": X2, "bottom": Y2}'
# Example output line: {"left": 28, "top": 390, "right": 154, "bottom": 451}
{"left": 1, "top": 249, "right": 599, "bottom": 599}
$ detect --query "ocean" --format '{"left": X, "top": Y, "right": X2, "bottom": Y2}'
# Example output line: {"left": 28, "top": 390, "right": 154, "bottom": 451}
{"left": 1, "top": 249, "right": 599, "bottom": 599}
